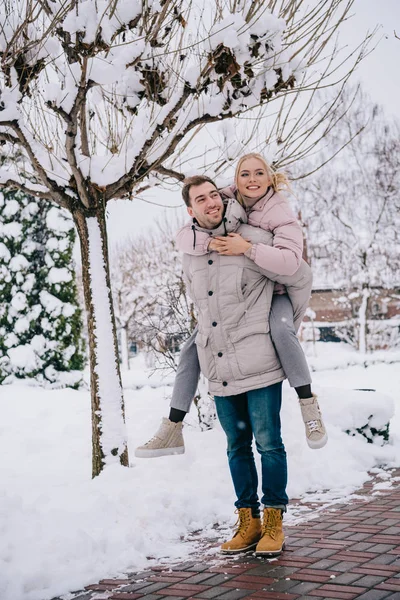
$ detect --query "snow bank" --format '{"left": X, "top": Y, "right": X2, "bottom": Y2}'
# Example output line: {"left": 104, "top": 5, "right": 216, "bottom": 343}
{"left": 0, "top": 357, "right": 399, "bottom": 600}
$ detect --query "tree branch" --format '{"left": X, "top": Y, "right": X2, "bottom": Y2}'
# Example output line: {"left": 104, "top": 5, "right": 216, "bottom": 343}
{"left": 0, "top": 178, "right": 54, "bottom": 201}
{"left": 0, "top": 120, "right": 71, "bottom": 208}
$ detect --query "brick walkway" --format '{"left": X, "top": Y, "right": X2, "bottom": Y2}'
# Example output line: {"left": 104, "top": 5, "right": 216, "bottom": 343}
{"left": 63, "top": 472, "right": 400, "bottom": 600}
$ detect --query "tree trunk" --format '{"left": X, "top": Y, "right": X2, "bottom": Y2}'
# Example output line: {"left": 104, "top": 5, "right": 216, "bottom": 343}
{"left": 120, "top": 325, "right": 130, "bottom": 371}
{"left": 73, "top": 205, "right": 129, "bottom": 477}
{"left": 358, "top": 287, "right": 370, "bottom": 354}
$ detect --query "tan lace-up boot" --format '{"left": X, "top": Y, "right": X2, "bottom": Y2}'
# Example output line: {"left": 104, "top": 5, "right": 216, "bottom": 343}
{"left": 220, "top": 508, "right": 262, "bottom": 554}
{"left": 135, "top": 418, "right": 184, "bottom": 458}
{"left": 255, "top": 507, "right": 285, "bottom": 556}
{"left": 299, "top": 394, "right": 328, "bottom": 449}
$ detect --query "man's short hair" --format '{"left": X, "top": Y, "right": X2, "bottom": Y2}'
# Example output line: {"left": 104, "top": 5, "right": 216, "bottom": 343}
{"left": 182, "top": 175, "right": 217, "bottom": 206}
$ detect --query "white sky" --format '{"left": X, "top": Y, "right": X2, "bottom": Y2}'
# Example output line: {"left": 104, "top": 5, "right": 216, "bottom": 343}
{"left": 104, "top": 0, "right": 400, "bottom": 246}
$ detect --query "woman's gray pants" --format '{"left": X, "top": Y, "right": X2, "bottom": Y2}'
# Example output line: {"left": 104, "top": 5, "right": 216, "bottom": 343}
{"left": 170, "top": 294, "right": 312, "bottom": 413}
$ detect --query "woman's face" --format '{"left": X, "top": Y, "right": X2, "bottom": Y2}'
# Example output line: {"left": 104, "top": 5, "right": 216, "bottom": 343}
{"left": 237, "top": 157, "right": 271, "bottom": 199}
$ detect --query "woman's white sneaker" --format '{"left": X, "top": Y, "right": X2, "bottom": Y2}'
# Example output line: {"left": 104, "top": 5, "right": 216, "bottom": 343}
{"left": 299, "top": 394, "right": 328, "bottom": 449}
{"left": 135, "top": 418, "right": 185, "bottom": 458}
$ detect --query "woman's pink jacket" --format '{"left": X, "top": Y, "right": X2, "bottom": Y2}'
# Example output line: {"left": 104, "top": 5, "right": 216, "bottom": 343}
{"left": 176, "top": 186, "right": 304, "bottom": 285}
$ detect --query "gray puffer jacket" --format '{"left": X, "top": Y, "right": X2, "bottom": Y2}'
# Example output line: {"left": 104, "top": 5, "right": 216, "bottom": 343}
{"left": 182, "top": 199, "right": 312, "bottom": 396}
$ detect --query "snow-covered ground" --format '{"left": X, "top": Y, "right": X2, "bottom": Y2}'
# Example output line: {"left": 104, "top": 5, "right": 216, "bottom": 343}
{"left": 0, "top": 343, "right": 399, "bottom": 600}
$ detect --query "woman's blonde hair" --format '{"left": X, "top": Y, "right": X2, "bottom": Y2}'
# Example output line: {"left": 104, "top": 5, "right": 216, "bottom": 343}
{"left": 234, "top": 153, "right": 290, "bottom": 203}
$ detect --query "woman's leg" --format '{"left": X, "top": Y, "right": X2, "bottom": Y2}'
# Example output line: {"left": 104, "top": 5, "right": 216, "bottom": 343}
{"left": 269, "top": 294, "right": 312, "bottom": 391}
{"left": 269, "top": 296, "right": 328, "bottom": 449}
{"left": 214, "top": 393, "right": 259, "bottom": 513}
{"left": 170, "top": 326, "right": 201, "bottom": 414}
{"left": 247, "top": 382, "right": 288, "bottom": 510}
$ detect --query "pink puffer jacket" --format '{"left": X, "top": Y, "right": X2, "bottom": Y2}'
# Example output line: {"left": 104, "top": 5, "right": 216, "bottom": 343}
{"left": 176, "top": 185, "right": 304, "bottom": 291}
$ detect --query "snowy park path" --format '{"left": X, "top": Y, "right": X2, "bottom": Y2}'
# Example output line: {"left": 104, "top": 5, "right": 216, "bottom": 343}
{"left": 53, "top": 468, "right": 400, "bottom": 600}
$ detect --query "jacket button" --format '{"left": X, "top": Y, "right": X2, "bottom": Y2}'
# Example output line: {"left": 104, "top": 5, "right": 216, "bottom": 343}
{"left": 208, "top": 291, "right": 213, "bottom": 296}
{"left": 212, "top": 321, "right": 217, "bottom": 327}
{"left": 222, "top": 381, "right": 228, "bottom": 387}
{"left": 218, "top": 352, "right": 223, "bottom": 357}
{"left": 208, "top": 259, "right": 213, "bottom": 265}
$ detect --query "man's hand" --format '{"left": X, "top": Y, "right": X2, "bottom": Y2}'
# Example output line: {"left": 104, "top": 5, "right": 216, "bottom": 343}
{"left": 214, "top": 233, "right": 252, "bottom": 255}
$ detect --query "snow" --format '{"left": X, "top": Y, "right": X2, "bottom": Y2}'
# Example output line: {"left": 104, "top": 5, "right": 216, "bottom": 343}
{"left": 0, "top": 343, "right": 399, "bottom": 600}
{"left": 87, "top": 217, "right": 128, "bottom": 465}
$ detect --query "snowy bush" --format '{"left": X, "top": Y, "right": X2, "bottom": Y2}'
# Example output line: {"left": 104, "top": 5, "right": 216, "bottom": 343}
{"left": 0, "top": 190, "right": 85, "bottom": 388}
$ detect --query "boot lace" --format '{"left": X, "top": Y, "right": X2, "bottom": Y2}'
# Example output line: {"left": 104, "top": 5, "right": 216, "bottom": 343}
{"left": 233, "top": 508, "right": 251, "bottom": 538}
{"left": 306, "top": 419, "right": 320, "bottom": 433}
{"left": 262, "top": 509, "right": 280, "bottom": 540}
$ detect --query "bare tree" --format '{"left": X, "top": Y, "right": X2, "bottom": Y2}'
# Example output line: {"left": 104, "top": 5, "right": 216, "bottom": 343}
{"left": 295, "top": 94, "right": 400, "bottom": 352}
{"left": 0, "top": 0, "right": 372, "bottom": 475}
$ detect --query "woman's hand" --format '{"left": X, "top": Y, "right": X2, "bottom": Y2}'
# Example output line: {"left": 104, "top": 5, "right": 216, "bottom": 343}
{"left": 208, "top": 238, "right": 227, "bottom": 252}
{"left": 213, "top": 233, "right": 252, "bottom": 255}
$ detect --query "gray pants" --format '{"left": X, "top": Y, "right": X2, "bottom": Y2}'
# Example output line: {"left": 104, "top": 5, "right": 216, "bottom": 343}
{"left": 170, "top": 294, "right": 312, "bottom": 412}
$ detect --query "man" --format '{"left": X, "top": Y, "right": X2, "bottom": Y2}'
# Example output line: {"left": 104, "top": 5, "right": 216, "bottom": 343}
{"left": 136, "top": 176, "right": 312, "bottom": 555}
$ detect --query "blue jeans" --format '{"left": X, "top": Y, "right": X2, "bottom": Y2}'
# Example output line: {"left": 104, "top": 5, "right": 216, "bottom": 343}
{"left": 214, "top": 382, "right": 288, "bottom": 512}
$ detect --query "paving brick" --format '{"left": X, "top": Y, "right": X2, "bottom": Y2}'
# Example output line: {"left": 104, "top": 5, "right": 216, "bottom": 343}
{"left": 213, "top": 590, "right": 252, "bottom": 600}
{"left": 354, "top": 591, "right": 392, "bottom": 600}
{"left": 286, "top": 581, "right": 322, "bottom": 594}
{"left": 157, "top": 589, "right": 195, "bottom": 597}
{"left": 329, "top": 532, "right": 357, "bottom": 540}
{"left": 221, "top": 580, "right": 273, "bottom": 591}
{"left": 109, "top": 594, "right": 142, "bottom": 600}
{"left": 331, "top": 573, "right": 363, "bottom": 585}
{"left": 291, "top": 546, "right": 320, "bottom": 557}
{"left": 242, "top": 592, "right": 300, "bottom": 600}
{"left": 209, "top": 566, "right": 257, "bottom": 575}
{"left": 316, "top": 583, "right": 368, "bottom": 593}
{"left": 265, "top": 566, "right": 299, "bottom": 578}
{"left": 377, "top": 584, "right": 400, "bottom": 593}
{"left": 355, "top": 576, "right": 389, "bottom": 587}
{"left": 156, "top": 596, "right": 186, "bottom": 600}
{"left": 234, "top": 575, "right": 276, "bottom": 585}
{"left": 309, "top": 559, "right": 341, "bottom": 570}
{"left": 166, "top": 584, "right": 211, "bottom": 593}
{"left": 289, "top": 573, "right": 332, "bottom": 583}
{"left": 132, "top": 582, "right": 171, "bottom": 594}
{"left": 386, "top": 594, "right": 400, "bottom": 600}
{"left": 196, "top": 575, "right": 234, "bottom": 586}
{"left": 310, "top": 549, "right": 339, "bottom": 559}
{"left": 264, "top": 578, "right": 299, "bottom": 592}
{"left": 307, "top": 589, "right": 360, "bottom": 599}
{"left": 118, "top": 582, "right": 158, "bottom": 593}
{"left": 353, "top": 566, "right": 399, "bottom": 577}
{"left": 195, "top": 586, "right": 234, "bottom": 599}
{"left": 295, "top": 568, "right": 341, "bottom": 578}
{"left": 348, "top": 533, "right": 373, "bottom": 542}
{"left": 185, "top": 564, "right": 214, "bottom": 573}
{"left": 370, "top": 555, "right": 399, "bottom": 565}
{"left": 368, "top": 544, "right": 397, "bottom": 553}
{"left": 183, "top": 573, "right": 220, "bottom": 585}
{"left": 156, "top": 572, "right": 198, "bottom": 579}
{"left": 347, "top": 542, "right": 376, "bottom": 552}
{"left": 329, "top": 561, "right": 359, "bottom": 573}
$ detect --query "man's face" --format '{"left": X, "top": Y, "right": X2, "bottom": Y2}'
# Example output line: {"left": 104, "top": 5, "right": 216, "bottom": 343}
{"left": 187, "top": 182, "right": 224, "bottom": 229}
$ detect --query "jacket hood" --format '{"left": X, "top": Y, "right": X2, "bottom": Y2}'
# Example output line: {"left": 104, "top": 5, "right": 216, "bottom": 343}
{"left": 191, "top": 197, "right": 247, "bottom": 237}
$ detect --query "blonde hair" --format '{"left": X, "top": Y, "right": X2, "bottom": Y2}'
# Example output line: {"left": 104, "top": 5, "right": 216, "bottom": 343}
{"left": 234, "top": 153, "right": 290, "bottom": 204}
